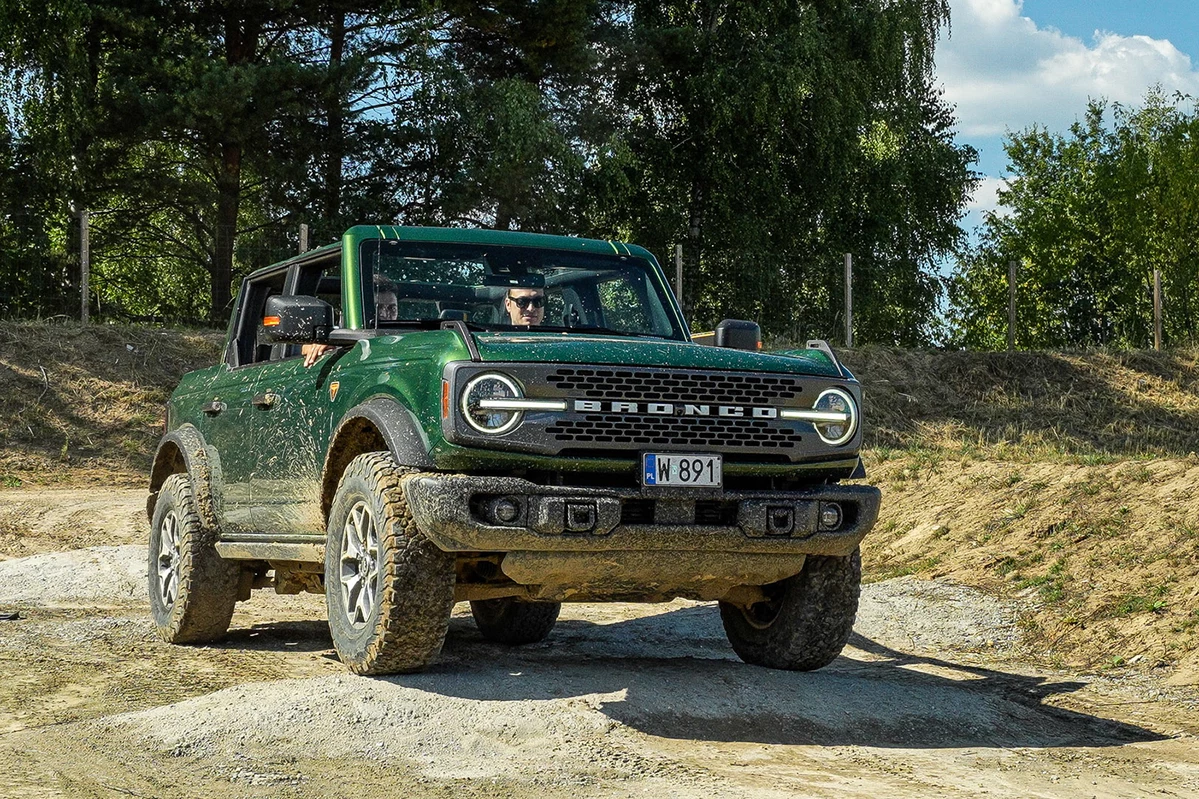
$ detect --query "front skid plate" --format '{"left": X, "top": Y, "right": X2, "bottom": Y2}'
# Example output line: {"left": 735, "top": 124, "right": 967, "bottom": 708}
{"left": 402, "top": 474, "right": 880, "bottom": 557}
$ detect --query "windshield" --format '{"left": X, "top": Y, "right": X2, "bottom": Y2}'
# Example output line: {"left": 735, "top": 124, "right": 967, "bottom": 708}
{"left": 358, "top": 240, "right": 684, "bottom": 339}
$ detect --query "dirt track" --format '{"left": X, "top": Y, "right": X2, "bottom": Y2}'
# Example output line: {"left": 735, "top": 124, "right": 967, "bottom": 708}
{"left": 0, "top": 489, "right": 1197, "bottom": 798}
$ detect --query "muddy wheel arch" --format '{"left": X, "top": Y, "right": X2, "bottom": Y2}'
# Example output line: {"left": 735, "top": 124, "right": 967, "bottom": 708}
{"left": 319, "top": 396, "right": 433, "bottom": 524}
{"left": 147, "top": 424, "right": 220, "bottom": 531}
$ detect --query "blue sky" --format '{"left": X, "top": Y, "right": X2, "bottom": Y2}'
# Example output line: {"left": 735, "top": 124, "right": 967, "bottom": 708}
{"left": 937, "top": 0, "right": 1199, "bottom": 233}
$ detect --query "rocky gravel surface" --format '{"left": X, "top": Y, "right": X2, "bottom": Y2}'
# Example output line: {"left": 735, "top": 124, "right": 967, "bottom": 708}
{"left": 0, "top": 492, "right": 1197, "bottom": 798}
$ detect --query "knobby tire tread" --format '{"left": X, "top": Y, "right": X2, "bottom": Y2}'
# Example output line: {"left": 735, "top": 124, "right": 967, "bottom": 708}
{"left": 719, "top": 549, "right": 861, "bottom": 671}
{"left": 326, "top": 452, "right": 455, "bottom": 675}
{"left": 149, "top": 473, "right": 239, "bottom": 644}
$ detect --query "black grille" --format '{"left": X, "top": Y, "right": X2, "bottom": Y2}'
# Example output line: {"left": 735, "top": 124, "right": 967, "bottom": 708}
{"left": 546, "top": 414, "right": 800, "bottom": 449}
{"left": 546, "top": 368, "right": 801, "bottom": 405}
{"left": 621, "top": 499, "right": 654, "bottom": 524}
{"left": 696, "top": 500, "right": 739, "bottom": 525}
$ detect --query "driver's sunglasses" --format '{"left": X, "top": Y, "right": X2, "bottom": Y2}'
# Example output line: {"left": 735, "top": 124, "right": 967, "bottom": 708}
{"left": 507, "top": 294, "right": 545, "bottom": 309}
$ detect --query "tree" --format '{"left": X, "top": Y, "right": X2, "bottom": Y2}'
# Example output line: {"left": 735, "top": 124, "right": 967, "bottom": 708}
{"left": 605, "top": 0, "right": 975, "bottom": 343}
{"left": 0, "top": 0, "right": 141, "bottom": 316}
{"left": 3, "top": 0, "right": 977, "bottom": 337}
{"left": 390, "top": 0, "right": 611, "bottom": 231}
{"left": 950, "top": 92, "right": 1199, "bottom": 349}
{"left": 1, "top": 1, "right": 427, "bottom": 322}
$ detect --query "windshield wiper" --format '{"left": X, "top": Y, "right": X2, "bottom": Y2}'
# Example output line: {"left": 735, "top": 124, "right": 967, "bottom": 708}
{"left": 564, "top": 325, "right": 673, "bottom": 339}
{"left": 380, "top": 318, "right": 499, "bottom": 332}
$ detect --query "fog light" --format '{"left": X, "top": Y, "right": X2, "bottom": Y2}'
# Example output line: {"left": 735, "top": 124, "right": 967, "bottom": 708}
{"left": 491, "top": 497, "right": 521, "bottom": 524}
{"left": 819, "top": 502, "right": 843, "bottom": 531}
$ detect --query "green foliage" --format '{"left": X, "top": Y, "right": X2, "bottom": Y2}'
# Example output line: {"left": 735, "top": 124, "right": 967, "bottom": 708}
{"left": 2, "top": 1, "right": 976, "bottom": 338}
{"left": 607, "top": 0, "right": 975, "bottom": 343}
{"left": 1112, "top": 585, "right": 1170, "bottom": 617}
{"left": 950, "top": 91, "right": 1199, "bottom": 349}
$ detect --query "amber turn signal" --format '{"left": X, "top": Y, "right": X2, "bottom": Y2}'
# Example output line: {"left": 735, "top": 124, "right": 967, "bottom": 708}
{"left": 262, "top": 316, "right": 281, "bottom": 326}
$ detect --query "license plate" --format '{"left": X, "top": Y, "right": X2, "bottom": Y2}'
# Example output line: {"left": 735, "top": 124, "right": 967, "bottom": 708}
{"left": 642, "top": 453, "right": 722, "bottom": 487}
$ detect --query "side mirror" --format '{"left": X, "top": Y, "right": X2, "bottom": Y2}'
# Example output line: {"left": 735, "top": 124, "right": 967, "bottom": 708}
{"left": 258, "top": 295, "right": 333, "bottom": 344}
{"left": 714, "top": 319, "right": 761, "bottom": 351}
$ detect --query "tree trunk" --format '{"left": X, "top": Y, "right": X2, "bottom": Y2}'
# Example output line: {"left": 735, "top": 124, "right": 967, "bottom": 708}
{"left": 209, "top": 11, "right": 258, "bottom": 323}
{"left": 495, "top": 199, "right": 513, "bottom": 231}
{"left": 323, "top": 12, "right": 346, "bottom": 226}
{"left": 211, "top": 141, "right": 241, "bottom": 323}
{"left": 684, "top": 177, "right": 705, "bottom": 316}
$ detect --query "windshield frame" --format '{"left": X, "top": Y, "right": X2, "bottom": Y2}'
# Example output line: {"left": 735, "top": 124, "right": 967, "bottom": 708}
{"left": 356, "top": 239, "right": 688, "bottom": 341}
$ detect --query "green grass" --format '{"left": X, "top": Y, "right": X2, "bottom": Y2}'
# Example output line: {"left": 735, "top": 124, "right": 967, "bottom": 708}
{"left": 866, "top": 556, "right": 942, "bottom": 582}
{"left": 1173, "top": 609, "right": 1199, "bottom": 634}
{"left": 992, "top": 552, "right": 1043, "bottom": 578}
{"left": 1016, "top": 558, "right": 1070, "bottom": 603}
{"left": 1111, "top": 585, "right": 1170, "bottom": 617}
{"left": 1120, "top": 464, "right": 1154, "bottom": 482}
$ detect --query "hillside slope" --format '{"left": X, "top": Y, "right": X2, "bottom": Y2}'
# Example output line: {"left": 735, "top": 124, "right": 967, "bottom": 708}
{"left": 0, "top": 321, "right": 222, "bottom": 486}
{"left": 1, "top": 324, "right": 1196, "bottom": 679}
{"left": 834, "top": 348, "right": 1199, "bottom": 680}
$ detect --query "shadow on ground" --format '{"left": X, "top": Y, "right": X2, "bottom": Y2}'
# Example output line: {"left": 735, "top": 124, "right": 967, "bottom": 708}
{"left": 224, "top": 604, "right": 1171, "bottom": 751}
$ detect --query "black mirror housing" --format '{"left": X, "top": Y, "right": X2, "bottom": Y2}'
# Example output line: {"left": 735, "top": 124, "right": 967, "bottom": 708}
{"left": 714, "top": 319, "right": 761, "bottom": 350}
{"left": 259, "top": 295, "right": 333, "bottom": 344}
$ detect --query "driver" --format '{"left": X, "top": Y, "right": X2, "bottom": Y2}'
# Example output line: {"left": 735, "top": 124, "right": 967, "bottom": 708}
{"left": 504, "top": 287, "right": 545, "bottom": 326}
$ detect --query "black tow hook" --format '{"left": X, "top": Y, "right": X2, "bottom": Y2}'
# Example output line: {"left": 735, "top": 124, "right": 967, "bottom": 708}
{"left": 565, "top": 501, "right": 597, "bottom": 532}
{"left": 766, "top": 505, "right": 795, "bottom": 536}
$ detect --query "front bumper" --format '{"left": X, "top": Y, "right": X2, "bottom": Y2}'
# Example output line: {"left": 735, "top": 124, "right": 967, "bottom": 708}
{"left": 402, "top": 474, "right": 881, "bottom": 557}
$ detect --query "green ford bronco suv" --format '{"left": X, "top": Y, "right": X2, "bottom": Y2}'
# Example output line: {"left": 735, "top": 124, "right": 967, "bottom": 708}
{"left": 148, "top": 225, "right": 881, "bottom": 675}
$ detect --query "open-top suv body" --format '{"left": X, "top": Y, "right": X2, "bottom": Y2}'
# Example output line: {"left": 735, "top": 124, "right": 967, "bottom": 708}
{"left": 148, "top": 225, "right": 880, "bottom": 674}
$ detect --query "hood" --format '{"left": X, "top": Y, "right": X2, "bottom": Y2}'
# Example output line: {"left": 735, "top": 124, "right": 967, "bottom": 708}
{"left": 470, "top": 332, "right": 845, "bottom": 378}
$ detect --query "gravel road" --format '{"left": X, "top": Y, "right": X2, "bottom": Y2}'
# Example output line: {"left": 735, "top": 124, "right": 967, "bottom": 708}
{"left": 0, "top": 489, "right": 1196, "bottom": 798}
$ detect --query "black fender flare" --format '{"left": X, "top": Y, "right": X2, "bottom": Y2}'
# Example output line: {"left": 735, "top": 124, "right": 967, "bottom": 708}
{"left": 320, "top": 396, "right": 433, "bottom": 519}
{"left": 147, "top": 424, "right": 221, "bottom": 531}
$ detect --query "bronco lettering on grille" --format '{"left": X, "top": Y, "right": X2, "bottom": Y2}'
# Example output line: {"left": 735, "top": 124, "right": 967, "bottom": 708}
{"left": 572, "top": 399, "right": 779, "bottom": 419}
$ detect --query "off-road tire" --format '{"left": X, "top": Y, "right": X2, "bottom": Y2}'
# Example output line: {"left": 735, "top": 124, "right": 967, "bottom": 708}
{"left": 147, "top": 473, "right": 240, "bottom": 643}
{"left": 325, "top": 452, "right": 455, "bottom": 675}
{"left": 719, "top": 549, "right": 861, "bottom": 671}
{"left": 470, "top": 598, "right": 561, "bottom": 645}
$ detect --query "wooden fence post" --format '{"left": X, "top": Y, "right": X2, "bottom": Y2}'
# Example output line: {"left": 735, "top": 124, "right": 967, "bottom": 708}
{"left": 80, "top": 210, "right": 90, "bottom": 324}
{"left": 1154, "top": 268, "right": 1162, "bottom": 351}
{"left": 299, "top": 223, "right": 309, "bottom": 254}
{"left": 844, "top": 253, "right": 853, "bottom": 348}
{"left": 674, "top": 244, "right": 683, "bottom": 303}
{"left": 1008, "top": 260, "right": 1017, "bottom": 352}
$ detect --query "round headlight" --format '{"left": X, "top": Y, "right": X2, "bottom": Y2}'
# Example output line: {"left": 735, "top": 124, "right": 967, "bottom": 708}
{"left": 461, "top": 373, "right": 523, "bottom": 434}
{"left": 813, "top": 388, "right": 858, "bottom": 446}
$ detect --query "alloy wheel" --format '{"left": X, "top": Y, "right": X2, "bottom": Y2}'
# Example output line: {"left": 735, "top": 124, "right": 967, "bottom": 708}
{"left": 156, "top": 510, "right": 182, "bottom": 608}
{"left": 339, "top": 500, "right": 380, "bottom": 626}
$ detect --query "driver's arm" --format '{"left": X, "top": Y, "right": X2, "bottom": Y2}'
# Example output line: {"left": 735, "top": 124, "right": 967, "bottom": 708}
{"left": 302, "top": 343, "right": 335, "bottom": 368}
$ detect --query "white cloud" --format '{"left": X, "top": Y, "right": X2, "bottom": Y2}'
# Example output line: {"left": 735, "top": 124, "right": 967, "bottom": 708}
{"left": 939, "top": 0, "right": 1199, "bottom": 137}
{"left": 966, "top": 175, "right": 1010, "bottom": 217}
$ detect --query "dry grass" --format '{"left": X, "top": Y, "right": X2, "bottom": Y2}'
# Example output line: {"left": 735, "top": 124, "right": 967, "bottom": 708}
{"left": 0, "top": 320, "right": 222, "bottom": 486}
{"left": 863, "top": 455, "right": 1199, "bottom": 678}
{"left": 826, "top": 348, "right": 1199, "bottom": 679}
{"left": 843, "top": 346, "right": 1199, "bottom": 460}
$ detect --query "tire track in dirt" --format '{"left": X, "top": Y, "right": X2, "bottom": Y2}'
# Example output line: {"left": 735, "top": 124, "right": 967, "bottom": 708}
{"left": 1, "top": 502, "right": 1197, "bottom": 797}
